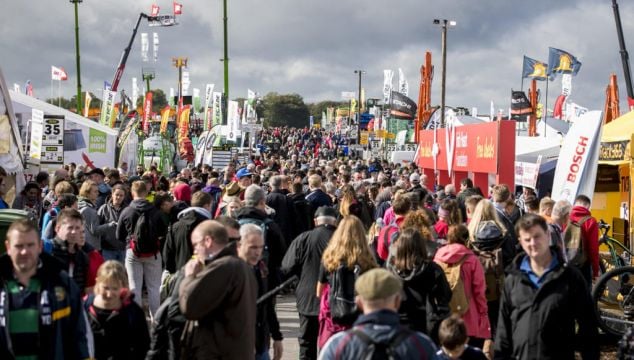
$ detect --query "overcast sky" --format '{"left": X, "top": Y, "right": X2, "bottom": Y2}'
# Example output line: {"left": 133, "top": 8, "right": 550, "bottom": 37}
{"left": 1, "top": 0, "right": 633, "bottom": 116}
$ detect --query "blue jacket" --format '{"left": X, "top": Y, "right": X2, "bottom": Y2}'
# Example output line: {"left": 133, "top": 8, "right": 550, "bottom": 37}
{"left": 305, "top": 189, "right": 332, "bottom": 210}
{"left": 318, "top": 309, "right": 439, "bottom": 360}
{"left": 0, "top": 252, "right": 94, "bottom": 359}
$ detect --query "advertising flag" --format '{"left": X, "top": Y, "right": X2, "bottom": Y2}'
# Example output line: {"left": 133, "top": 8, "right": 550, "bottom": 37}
{"left": 100, "top": 89, "right": 116, "bottom": 126}
{"left": 227, "top": 100, "right": 239, "bottom": 141}
{"left": 398, "top": 68, "right": 409, "bottom": 96}
{"left": 13, "top": 83, "right": 20, "bottom": 93}
{"left": 203, "top": 84, "right": 214, "bottom": 130}
{"left": 522, "top": 56, "right": 548, "bottom": 81}
{"left": 153, "top": 33, "right": 159, "bottom": 62}
{"left": 169, "top": 88, "right": 175, "bottom": 107}
{"left": 160, "top": 106, "right": 170, "bottom": 135}
{"left": 389, "top": 91, "right": 417, "bottom": 120}
{"left": 150, "top": 4, "right": 160, "bottom": 16}
{"left": 142, "top": 91, "right": 153, "bottom": 135}
{"left": 510, "top": 90, "right": 532, "bottom": 122}
{"left": 132, "top": 77, "right": 139, "bottom": 108}
{"left": 83, "top": 91, "right": 92, "bottom": 117}
{"left": 173, "top": 2, "right": 183, "bottom": 15}
{"left": 551, "top": 110, "right": 602, "bottom": 203}
{"left": 29, "top": 109, "right": 43, "bottom": 161}
{"left": 182, "top": 71, "right": 190, "bottom": 95}
{"left": 383, "top": 70, "right": 394, "bottom": 104}
{"left": 212, "top": 92, "right": 222, "bottom": 126}
{"left": 547, "top": 47, "right": 582, "bottom": 77}
{"left": 141, "top": 33, "right": 149, "bottom": 62}
{"left": 51, "top": 66, "right": 67, "bottom": 81}
{"left": 25, "top": 80, "right": 33, "bottom": 96}
{"left": 104, "top": 81, "right": 112, "bottom": 91}
{"left": 193, "top": 88, "right": 201, "bottom": 112}
{"left": 246, "top": 89, "right": 257, "bottom": 121}
{"left": 178, "top": 106, "right": 190, "bottom": 141}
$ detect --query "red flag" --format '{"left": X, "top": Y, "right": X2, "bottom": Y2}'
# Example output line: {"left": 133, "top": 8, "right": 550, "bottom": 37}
{"left": 151, "top": 4, "right": 160, "bottom": 16}
{"left": 143, "top": 92, "right": 153, "bottom": 135}
{"left": 173, "top": 2, "right": 182, "bottom": 15}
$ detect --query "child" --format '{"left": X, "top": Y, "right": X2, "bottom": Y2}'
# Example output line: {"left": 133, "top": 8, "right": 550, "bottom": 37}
{"left": 84, "top": 261, "right": 150, "bottom": 359}
{"left": 436, "top": 315, "right": 488, "bottom": 360}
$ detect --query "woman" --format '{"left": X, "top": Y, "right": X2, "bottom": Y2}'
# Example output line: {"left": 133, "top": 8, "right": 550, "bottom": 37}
{"left": 387, "top": 228, "right": 452, "bottom": 342}
{"left": 12, "top": 181, "right": 43, "bottom": 225}
{"left": 316, "top": 216, "right": 377, "bottom": 348}
{"left": 434, "top": 199, "right": 463, "bottom": 242}
{"left": 41, "top": 181, "right": 77, "bottom": 239}
{"left": 433, "top": 225, "right": 490, "bottom": 349}
{"left": 98, "top": 184, "right": 128, "bottom": 262}
{"left": 78, "top": 180, "right": 116, "bottom": 251}
{"left": 84, "top": 261, "right": 150, "bottom": 359}
{"left": 401, "top": 210, "right": 439, "bottom": 258}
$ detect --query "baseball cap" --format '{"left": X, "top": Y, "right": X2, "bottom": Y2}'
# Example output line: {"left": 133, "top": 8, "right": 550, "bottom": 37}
{"left": 236, "top": 167, "right": 253, "bottom": 179}
{"left": 409, "top": 173, "right": 420, "bottom": 183}
{"left": 355, "top": 268, "right": 402, "bottom": 301}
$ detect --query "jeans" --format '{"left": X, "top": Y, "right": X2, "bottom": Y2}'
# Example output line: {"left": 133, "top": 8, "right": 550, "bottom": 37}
{"left": 255, "top": 347, "right": 270, "bottom": 360}
{"left": 299, "top": 314, "right": 319, "bottom": 360}
{"left": 102, "top": 249, "right": 125, "bottom": 263}
{"left": 125, "top": 248, "right": 162, "bottom": 317}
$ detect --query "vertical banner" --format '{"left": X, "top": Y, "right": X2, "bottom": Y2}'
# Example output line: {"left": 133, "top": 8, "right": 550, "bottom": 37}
{"left": 193, "top": 88, "right": 201, "bottom": 112}
{"left": 152, "top": 32, "right": 159, "bottom": 62}
{"left": 398, "top": 68, "right": 408, "bottom": 96}
{"left": 182, "top": 71, "right": 190, "bottom": 95}
{"left": 227, "top": 100, "right": 239, "bottom": 141}
{"left": 141, "top": 33, "right": 149, "bottom": 62}
{"left": 29, "top": 109, "right": 44, "bottom": 161}
{"left": 247, "top": 89, "right": 257, "bottom": 121}
{"left": 132, "top": 78, "right": 138, "bottom": 109}
{"left": 178, "top": 106, "right": 191, "bottom": 141}
{"left": 383, "top": 69, "right": 394, "bottom": 104}
{"left": 100, "top": 89, "right": 116, "bottom": 127}
{"left": 168, "top": 88, "right": 175, "bottom": 107}
{"left": 212, "top": 92, "right": 222, "bottom": 126}
{"left": 83, "top": 92, "right": 92, "bottom": 117}
{"left": 160, "top": 106, "right": 170, "bottom": 135}
{"left": 551, "top": 110, "right": 603, "bottom": 203}
{"left": 203, "top": 84, "right": 214, "bottom": 130}
{"left": 142, "top": 91, "right": 153, "bottom": 135}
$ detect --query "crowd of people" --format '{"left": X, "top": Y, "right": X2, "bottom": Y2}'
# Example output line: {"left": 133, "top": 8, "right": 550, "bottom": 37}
{"left": 0, "top": 125, "right": 620, "bottom": 359}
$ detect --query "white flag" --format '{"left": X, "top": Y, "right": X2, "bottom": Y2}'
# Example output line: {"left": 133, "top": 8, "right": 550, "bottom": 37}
{"left": 153, "top": 33, "right": 159, "bottom": 62}
{"left": 383, "top": 70, "right": 393, "bottom": 104}
{"left": 182, "top": 71, "right": 190, "bottom": 95}
{"left": 398, "top": 68, "right": 408, "bottom": 96}
{"left": 13, "top": 83, "right": 20, "bottom": 92}
{"left": 141, "top": 33, "right": 149, "bottom": 62}
{"left": 227, "top": 100, "right": 239, "bottom": 141}
{"left": 247, "top": 89, "right": 257, "bottom": 121}
{"left": 203, "top": 84, "right": 214, "bottom": 130}
{"left": 51, "top": 66, "right": 67, "bottom": 81}
{"left": 132, "top": 78, "right": 139, "bottom": 108}
{"left": 490, "top": 101, "right": 495, "bottom": 121}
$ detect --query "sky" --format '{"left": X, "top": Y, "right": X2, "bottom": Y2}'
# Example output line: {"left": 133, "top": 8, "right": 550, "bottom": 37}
{"left": 1, "top": 0, "right": 633, "bottom": 117}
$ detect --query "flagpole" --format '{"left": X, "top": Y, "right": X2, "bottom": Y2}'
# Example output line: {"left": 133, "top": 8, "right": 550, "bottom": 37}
{"left": 544, "top": 80, "right": 549, "bottom": 137}
{"left": 58, "top": 79, "right": 61, "bottom": 107}
{"left": 50, "top": 77, "right": 53, "bottom": 104}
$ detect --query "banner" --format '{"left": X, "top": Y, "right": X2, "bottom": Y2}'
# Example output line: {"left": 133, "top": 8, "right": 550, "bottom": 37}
{"left": 193, "top": 88, "right": 201, "bottom": 112}
{"left": 203, "top": 84, "right": 214, "bottom": 130}
{"left": 83, "top": 91, "right": 92, "bottom": 117}
{"left": 29, "top": 109, "right": 43, "bottom": 161}
{"left": 51, "top": 66, "right": 67, "bottom": 81}
{"left": 551, "top": 110, "right": 603, "bottom": 203}
{"left": 212, "top": 92, "right": 222, "bottom": 126}
{"left": 152, "top": 32, "right": 159, "bottom": 62}
{"left": 510, "top": 90, "right": 532, "bottom": 121}
{"left": 141, "top": 33, "right": 149, "bottom": 62}
{"left": 160, "top": 106, "right": 170, "bottom": 135}
{"left": 178, "top": 106, "right": 190, "bottom": 141}
{"left": 547, "top": 47, "right": 582, "bottom": 77}
{"left": 150, "top": 4, "right": 160, "bottom": 16}
{"left": 182, "top": 71, "right": 190, "bottom": 95}
{"left": 515, "top": 156, "right": 542, "bottom": 189}
{"left": 246, "top": 89, "right": 257, "bottom": 122}
{"left": 132, "top": 78, "right": 139, "bottom": 109}
{"left": 13, "top": 83, "right": 20, "bottom": 93}
{"left": 390, "top": 91, "right": 417, "bottom": 120}
{"left": 398, "top": 68, "right": 408, "bottom": 96}
{"left": 100, "top": 89, "right": 116, "bottom": 127}
{"left": 227, "top": 100, "right": 239, "bottom": 141}
{"left": 383, "top": 70, "right": 394, "bottom": 104}
{"left": 169, "top": 88, "right": 175, "bottom": 107}
{"left": 142, "top": 92, "right": 153, "bottom": 135}
{"left": 522, "top": 56, "right": 548, "bottom": 81}
{"left": 173, "top": 1, "right": 183, "bottom": 15}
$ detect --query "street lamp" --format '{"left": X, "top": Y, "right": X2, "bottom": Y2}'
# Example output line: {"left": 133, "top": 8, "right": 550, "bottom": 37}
{"left": 433, "top": 19, "right": 456, "bottom": 128}
{"left": 70, "top": 0, "right": 83, "bottom": 115}
{"left": 354, "top": 70, "right": 365, "bottom": 146}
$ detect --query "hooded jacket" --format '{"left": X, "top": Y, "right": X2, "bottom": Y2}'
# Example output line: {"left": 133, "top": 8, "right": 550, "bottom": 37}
{"left": 494, "top": 254, "right": 599, "bottom": 360}
{"left": 84, "top": 290, "right": 150, "bottom": 359}
{"left": 79, "top": 196, "right": 114, "bottom": 251}
{"left": 0, "top": 252, "right": 93, "bottom": 360}
{"left": 163, "top": 207, "right": 211, "bottom": 274}
{"left": 98, "top": 200, "right": 126, "bottom": 251}
{"left": 116, "top": 199, "right": 166, "bottom": 250}
{"left": 433, "top": 243, "right": 491, "bottom": 339}
{"left": 387, "top": 260, "right": 452, "bottom": 340}
{"left": 569, "top": 205, "right": 600, "bottom": 278}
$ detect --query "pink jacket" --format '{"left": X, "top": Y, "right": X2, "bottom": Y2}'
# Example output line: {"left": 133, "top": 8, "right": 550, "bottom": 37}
{"left": 433, "top": 243, "right": 491, "bottom": 339}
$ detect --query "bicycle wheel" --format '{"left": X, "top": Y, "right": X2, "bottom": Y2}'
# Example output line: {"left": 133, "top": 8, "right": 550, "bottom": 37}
{"left": 592, "top": 265, "right": 634, "bottom": 337}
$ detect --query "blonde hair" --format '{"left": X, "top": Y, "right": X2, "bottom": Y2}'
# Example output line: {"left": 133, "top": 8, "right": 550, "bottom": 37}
{"left": 96, "top": 260, "right": 129, "bottom": 288}
{"left": 467, "top": 199, "right": 507, "bottom": 243}
{"left": 401, "top": 210, "right": 434, "bottom": 240}
{"left": 338, "top": 184, "right": 356, "bottom": 217}
{"left": 79, "top": 179, "right": 97, "bottom": 198}
{"left": 322, "top": 216, "right": 377, "bottom": 273}
{"left": 54, "top": 181, "right": 75, "bottom": 195}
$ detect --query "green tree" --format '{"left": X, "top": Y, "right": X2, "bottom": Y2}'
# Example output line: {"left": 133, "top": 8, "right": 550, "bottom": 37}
{"left": 307, "top": 100, "right": 348, "bottom": 125}
{"left": 45, "top": 97, "right": 72, "bottom": 110}
{"left": 260, "top": 92, "right": 309, "bottom": 128}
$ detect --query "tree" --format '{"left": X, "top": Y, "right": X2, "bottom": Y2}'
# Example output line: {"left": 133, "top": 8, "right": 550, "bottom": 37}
{"left": 45, "top": 97, "right": 72, "bottom": 110}
{"left": 307, "top": 100, "right": 348, "bottom": 125}
{"left": 136, "top": 88, "right": 168, "bottom": 113}
{"left": 260, "top": 92, "right": 309, "bottom": 128}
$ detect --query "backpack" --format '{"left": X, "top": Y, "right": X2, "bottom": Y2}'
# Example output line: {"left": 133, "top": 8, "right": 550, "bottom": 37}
{"left": 380, "top": 223, "right": 400, "bottom": 261}
{"left": 329, "top": 264, "right": 361, "bottom": 323}
{"left": 563, "top": 215, "right": 591, "bottom": 266}
{"left": 473, "top": 221, "right": 506, "bottom": 302}
{"left": 130, "top": 208, "right": 160, "bottom": 257}
{"left": 437, "top": 256, "right": 469, "bottom": 315}
{"left": 238, "top": 217, "right": 274, "bottom": 266}
{"left": 346, "top": 326, "right": 413, "bottom": 360}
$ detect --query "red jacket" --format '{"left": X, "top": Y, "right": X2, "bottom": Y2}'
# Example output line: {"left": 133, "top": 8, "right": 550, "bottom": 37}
{"left": 569, "top": 206, "right": 600, "bottom": 277}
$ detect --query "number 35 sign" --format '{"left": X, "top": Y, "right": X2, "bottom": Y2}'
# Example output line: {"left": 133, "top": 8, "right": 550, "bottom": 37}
{"left": 41, "top": 116, "right": 64, "bottom": 165}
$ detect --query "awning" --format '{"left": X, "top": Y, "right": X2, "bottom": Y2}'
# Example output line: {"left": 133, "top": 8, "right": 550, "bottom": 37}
{"left": 599, "top": 110, "right": 634, "bottom": 165}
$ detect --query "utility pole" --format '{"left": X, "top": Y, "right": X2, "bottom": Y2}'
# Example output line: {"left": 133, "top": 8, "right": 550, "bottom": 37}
{"left": 172, "top": 58, "right": 188, "bottom": 112}
{"left": 70, "top": 0, "right": 83, "bottom": 115}
{"left": 354, "top": 70, "right": 365, "bottom": 146}
{"left": 223, "top": 0, "right": 229, "bottom": 100}
{"left": 434, "top": 19, "right": 456, "bottom": 128}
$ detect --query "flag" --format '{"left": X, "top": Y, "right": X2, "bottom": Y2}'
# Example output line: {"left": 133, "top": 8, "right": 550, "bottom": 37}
{"left": 193, "top": 88, "right": 201, "bottom": 112}
{"left": 173, "top": 2, "right": 183, "bottom": 15}
{"left": 169, "top": 88, "right": 175, "bottom": 107}
{"left": 203, "top": 84, "right": 214, "bottom": 130}
{"left": 150, "top": 4, "right": 160, "bottom": 16}
{"left": 178, "top": 106, "right": 190, "bottom": 141}
{"left": 212, "top": 92, "right": 223, "bottom": 126}
{"left": 510, "top": 90, "right": 532, "bottom": 122}
{"left": 51, "top": 66, "right": 67, "bottom": 81}
{"left": 398, "top": 68, "right": 409, "bottom": 96}
{"left": 182, "top": 71, "right": 190, "bottom": 95}
{"left": 246, "top": 89, "right": 257, "bottom": 121}
{"left": 160, "top": 106, "right": 170, "bottom": 135}
{"left": 100, "top": 89, "right": 116, "bottom": 126}
{"left": 13, "top": 83, "right": 20, "bottom": 93}
{"left": 522, "top": 56, "right": 548, "bottom": 81}
{"left": 104, "top": 81, "right": 112, "bottom": 90}
{"left": 25, "top": 80, "right": 33, "bottom": 96}
{"left": 142, "top": 91, "right": 153, "bottom": 135}
{"left": 383, "top": 70, "right": 394, "bottom": 104}
{"left": 389, "top": 91, "right": 417, "bottom": 120}
{"left": 83, "top": 91, "right": 92, "bottom": 117}
{"left": 547, "top": 47, "right": 582, "bottom": 77}
{"left": 153, "top": 33, "right": 159, "bottom": 62}
{"left": 131, "top": 78, "right": 139, "bottom": 109}
{"left": 141, "top": 33, "right": 149, "bottom": 62}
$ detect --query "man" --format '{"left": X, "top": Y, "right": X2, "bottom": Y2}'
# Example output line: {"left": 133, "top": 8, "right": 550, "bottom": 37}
{"left": 50, "top": 208, "right": 93, "bottom": 294}
{"left": 179, "top": 220, "right": 257, "bottom": 359}
{"left": 494, "top": 213, "right": 599, "bottom": 359}
{"left": 237, "top": 224, "right": 284, "bottom": 360}
{"left": 236, "top": 185, "right": 287, "bottom": 289}
{"left": 319, "top": 269, "right": 438, "bottom": 359}
{"left": 236, "top": 167, "right": 254, "bottom": 200}
{"left": 305, "top": 174, "right": 332, "bottom": 211}
{"left": 569, "top": 194, "right": 600, "bottom": 285}
{"left": 86, "top": 168, "right": 111, "bottom": 208}
{"left": 0, "top": 219, "right": 93, "bottom": 359}
{"left": 117, "top": 161, "right": 129, "bottom": 177}
{"left": 217, "top": 215, "right": 241, "bottom": 242}
{"left": 287, "top": 182, "right": 313, "bottom": 240}
{"left": 491, "top": 184, "right": 519, "bottom": 263}
{"left": 281, "top": 206, "right": 337, "bottom": 360}
{"left": 549, "top": 199, "right": 571, "bottom": 259}
{"left": 266, "top": 175, "right": 293, "bottom": 236}
{"left": 117, "top": 180, "right": 166, "bottom": 316}
{"left": 163, "top": 191, "right": 213, "bottom": 274}
{"left": 457, "top": 177, "right": 480, "bottom": 220}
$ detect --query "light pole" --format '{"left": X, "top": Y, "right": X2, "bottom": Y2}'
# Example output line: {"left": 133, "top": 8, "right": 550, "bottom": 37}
{"left": 354, "top": 70, "right": 365, "bottom": 145}
{"left": 172, "top": 58, "right": 188, "bottom": 112}
{"left": 433, "top": 19, "right": 456, "bottom": 128}
{"left": 70, "top": 0, "right": 82, "bottom": 115}
{"left": 223, "top": 0, "right": 229, "bottom": 100}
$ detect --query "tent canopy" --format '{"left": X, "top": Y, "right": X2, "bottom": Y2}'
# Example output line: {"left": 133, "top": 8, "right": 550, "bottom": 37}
{"left": 602, "top": 110, "right": 634, "bottom": 142}
{"left": 599, "top": 110, "right": 634, "bottom": 165}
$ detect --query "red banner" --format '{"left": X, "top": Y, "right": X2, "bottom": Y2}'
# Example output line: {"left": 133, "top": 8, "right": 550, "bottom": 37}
{"left": 142, "top": 92, "right": 153, "bottom": 135}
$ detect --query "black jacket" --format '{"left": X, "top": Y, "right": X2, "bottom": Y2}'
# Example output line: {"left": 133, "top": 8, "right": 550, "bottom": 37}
{"left": 305, "top": 188, "right": 332, "bottom": 211}
{"left": 254, "top": 262, "right": 282, "bottom": 354}
{"left": 84, "top": 292, "right": 150, "bottom": 359}
{"left": 266, "top": 190, "right": 293, "bottom": 236}
{"left": 387, "top": 260, "right": 451, "bottom": 341}
{"left": 163, "top": 208, "right": 210, "bottom": 274}
{"left": 51, "top": 238, "right": 90, "bottom": 292}
{"left": 281, "top": 224, "right": 336, "bottom": 315}
{"left": 494, "top": 255, "right": 599, "bottom": 360}
{"left": 116, "top": 199, "right": 166, "bottom": 248}
{"left": 287, "top": 193, "right": 314, "bottom": 240}
{"left": 98, "top": 201, "right": 126, "bottom": 251}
